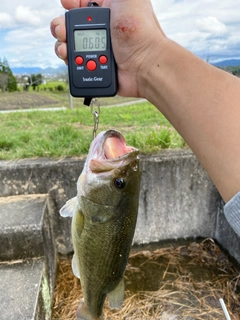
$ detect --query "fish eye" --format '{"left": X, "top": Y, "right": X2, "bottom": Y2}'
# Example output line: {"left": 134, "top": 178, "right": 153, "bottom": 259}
{"left": 114, "top": 178, "right": 125, "bottom": 189}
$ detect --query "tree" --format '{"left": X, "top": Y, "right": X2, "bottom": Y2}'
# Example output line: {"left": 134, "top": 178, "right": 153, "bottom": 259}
{"left": 0, "top": 57, "right": 17, "bottom": 92}
{"left": 8, "top": 73, "right": 17, "bottom": 92}
{"left": 0, "top": 73, "right": 8, "bottom": 92}
{"left": 22, "top": 75, "right": 30, "bottom": 91}
{"left": 30, "top": 73, "right": 43, "bottom": 90}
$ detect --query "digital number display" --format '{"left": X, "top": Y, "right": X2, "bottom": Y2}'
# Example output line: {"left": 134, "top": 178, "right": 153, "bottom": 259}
{"left": 74, "top": 29, "right": 107, "bottom": 52}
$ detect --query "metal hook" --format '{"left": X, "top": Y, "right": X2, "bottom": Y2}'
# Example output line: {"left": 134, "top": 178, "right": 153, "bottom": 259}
{"left": 90, "top": 98, "right": 100, "bottom": 139}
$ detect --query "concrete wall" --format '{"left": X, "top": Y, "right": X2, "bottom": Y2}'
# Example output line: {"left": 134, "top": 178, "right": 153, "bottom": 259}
{"left": 0, "top": 150, "right": 239, "bottom": 263}
{"left": 136, "top": 151, "right": 221, "bottom": 244}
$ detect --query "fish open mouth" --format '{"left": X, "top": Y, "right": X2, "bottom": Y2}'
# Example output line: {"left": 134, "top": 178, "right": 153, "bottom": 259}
{"left": 104, "top": 133, "right": 134, "bottom": 159}
{"left": 89, "top": 130, "right": 139, "bottom": 173}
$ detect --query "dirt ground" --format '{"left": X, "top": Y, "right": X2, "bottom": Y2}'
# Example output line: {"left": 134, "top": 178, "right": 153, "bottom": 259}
{"left": 0, "top": 92, "right": 63, "bottom": 110}
{"left": 0, "top": 92, "right": 139, "bottom": 111}
{"left": 52, "top": 239, "right": 240, "bottom": 320}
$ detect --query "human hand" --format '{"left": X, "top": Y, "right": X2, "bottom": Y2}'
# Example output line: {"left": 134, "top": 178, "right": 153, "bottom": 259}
{"left": 50, "top": 0, "right": 167, "bottom": 98}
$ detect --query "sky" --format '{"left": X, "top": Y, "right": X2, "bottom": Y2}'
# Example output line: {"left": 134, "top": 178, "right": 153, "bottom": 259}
{"left": 0, "top": 0, "right": 240, "bottom": 69}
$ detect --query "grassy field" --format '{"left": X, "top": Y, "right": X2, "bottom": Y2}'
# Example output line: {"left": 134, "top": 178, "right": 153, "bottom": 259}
{"left": 0, "top": 91, "right": 186, "bottom": 160}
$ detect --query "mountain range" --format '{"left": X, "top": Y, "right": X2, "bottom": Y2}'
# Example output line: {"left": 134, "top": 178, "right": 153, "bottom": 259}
{"left": 12, "top": 65, "right": 67, "bottom": 76}
{"left": 212, "top": 59, "right": 240, "bottom": 67}
{"left": 11, "top": 59, "right": 240, "bottom": 76}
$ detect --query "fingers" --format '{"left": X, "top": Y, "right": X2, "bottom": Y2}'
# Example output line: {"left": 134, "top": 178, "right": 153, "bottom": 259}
{"left": 55, "top": 41, "right": 68, "bottom": 63}
{"left": 51, "top": 16, "right": 67, "bottom": 62}
{"left": 61, "top": 0, "right": 105, "bottom": 10}
{"left": 51, "top": 17, "right": 66, "bottom": 42}
{"left": 61, "top": 0, "right": 81, "bottom": 10}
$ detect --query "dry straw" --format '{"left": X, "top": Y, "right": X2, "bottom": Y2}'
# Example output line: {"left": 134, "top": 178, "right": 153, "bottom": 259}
{"left": 52, "top": 238, "right": 240, "bottom": 319}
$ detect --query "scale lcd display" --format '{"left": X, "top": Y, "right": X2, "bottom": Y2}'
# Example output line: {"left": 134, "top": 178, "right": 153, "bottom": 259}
{"left": 74, "top": 29, "right": 107, "bottom": 52}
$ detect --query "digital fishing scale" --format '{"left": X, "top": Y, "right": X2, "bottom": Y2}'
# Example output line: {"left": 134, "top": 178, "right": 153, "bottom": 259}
{"left": 65, "top": 2, "right": 117, "bottom": 104}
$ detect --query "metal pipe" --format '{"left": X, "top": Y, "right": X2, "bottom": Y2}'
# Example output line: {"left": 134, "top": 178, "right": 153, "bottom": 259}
{"left": 219, "top": 298, "right": 231, "bottom": 320}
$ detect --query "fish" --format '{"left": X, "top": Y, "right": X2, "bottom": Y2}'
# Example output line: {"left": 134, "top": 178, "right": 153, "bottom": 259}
{"left": 60, "top": 129, "right": 141, "bottom": 320}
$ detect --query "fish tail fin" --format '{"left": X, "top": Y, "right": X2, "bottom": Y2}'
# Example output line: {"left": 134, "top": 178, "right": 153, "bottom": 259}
{"left": 76, "top": 298, "right": 102, "bottom": 320}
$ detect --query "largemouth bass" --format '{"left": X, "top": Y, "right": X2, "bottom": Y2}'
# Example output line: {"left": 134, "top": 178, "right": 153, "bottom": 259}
{"left": 60, "top": 129, "right": 141, "bottom": 320}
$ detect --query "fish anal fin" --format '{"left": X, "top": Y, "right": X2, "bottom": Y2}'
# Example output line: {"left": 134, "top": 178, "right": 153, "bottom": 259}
{"left": 60, "top": 196, "right": 78, "bottom": 217}
{"left": 107, "top": 277, "right": 125, "bottom": 309}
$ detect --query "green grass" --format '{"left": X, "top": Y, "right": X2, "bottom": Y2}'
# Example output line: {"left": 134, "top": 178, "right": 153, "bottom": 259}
{"left": 0, "top": 101, "right": 186, "bottom": 160}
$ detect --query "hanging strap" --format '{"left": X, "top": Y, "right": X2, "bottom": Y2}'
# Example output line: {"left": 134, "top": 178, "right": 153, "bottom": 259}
{"left": 83, "top": 97, "right": 92, "bottom": 106}
{"left": 87, "top": 2, "right": 99, "bottom": 6}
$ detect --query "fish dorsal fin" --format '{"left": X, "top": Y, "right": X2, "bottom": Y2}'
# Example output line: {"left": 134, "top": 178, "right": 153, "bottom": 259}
{"left": 59, "top": 196, "right": 78, "bottom": 217}
{"left": 107, "top": 277, "right": 125, "bottom": 309}
{"left": 72, "top": 253, "right": 80, "bottom": 279}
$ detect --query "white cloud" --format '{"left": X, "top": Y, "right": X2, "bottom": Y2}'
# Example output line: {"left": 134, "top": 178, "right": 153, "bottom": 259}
{"left": 0, "top": 12, "right": 12, "bottom": 28}
{"left": 0, "top": 1, "right": 64, "bottom": 29}
{"left": 3, "top": 26, "right": 58, "bottom": 68}
{"left": 15, "top": 5, "right": 41, "bottom": 26}
{"left": 195, "top": 17, "right": 227, "bottom": 36}
{"left": 0, "top": 0, "right": 65, "bottom": 68}
{"left": 151, "top": 0, "right": 240, "bottom": 62}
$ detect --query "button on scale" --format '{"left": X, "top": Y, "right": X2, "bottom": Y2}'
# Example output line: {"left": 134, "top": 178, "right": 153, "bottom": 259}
{"left": 75, "top": 55, "right": 108, "bottom": 70}
{"left": 75, "top": 56, "right": 84, "bottom": 65}
{"left": 86, "top": 60, "right": 97, "bottom": 71}
{"left": 99, "top": 55, "right": 108, "bottom": 64}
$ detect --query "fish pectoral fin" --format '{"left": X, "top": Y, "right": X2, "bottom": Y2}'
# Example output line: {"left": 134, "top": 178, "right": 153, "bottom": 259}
{"left": 107, "top": 277, "right": 125, "bottom": 310}
{"left": 60, "top": 196, "right": 78, "bottom": 217}
{"left": 72, "top": 253, "right": 81, "bottom": 279}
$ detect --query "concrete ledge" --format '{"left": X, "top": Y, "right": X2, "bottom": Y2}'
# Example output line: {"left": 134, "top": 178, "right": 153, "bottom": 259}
{"left": 0, "top": 157, "right": 84, "bottom": 254}
{"left": 0, "top": 194, "right": 57, "bottom": 320}
{"left": 0, "top": 194, "right": 57, "bottom": 298}
{"left": 0, "top": 194, "right": 49, "bottom": 261}
{"left": 0, "top": 258, "right": 51, "bottom": 320}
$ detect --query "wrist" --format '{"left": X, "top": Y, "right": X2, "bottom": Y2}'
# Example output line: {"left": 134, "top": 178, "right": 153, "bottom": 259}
{"left": 137, "top": 37, "right": 174, "bottom": 101}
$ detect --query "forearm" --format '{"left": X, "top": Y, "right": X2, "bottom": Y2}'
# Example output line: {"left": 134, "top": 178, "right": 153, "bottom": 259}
{"left": 140, "top": 39, "right": 240, "bottom": 202}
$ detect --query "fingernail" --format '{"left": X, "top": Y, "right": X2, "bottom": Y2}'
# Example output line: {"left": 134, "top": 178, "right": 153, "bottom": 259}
{"left": 57, "top": 45, "right": 63, "bottom": 59}
{"left": 55, "top": 42, "right": 63, "bottom": 59}
{"left": 55, "top": 25, "right": 61, "bottom": 41}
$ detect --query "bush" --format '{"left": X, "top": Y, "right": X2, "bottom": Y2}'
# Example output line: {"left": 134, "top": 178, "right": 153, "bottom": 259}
{"left": 56, "top": 84, "right": 64, "bottom": 91}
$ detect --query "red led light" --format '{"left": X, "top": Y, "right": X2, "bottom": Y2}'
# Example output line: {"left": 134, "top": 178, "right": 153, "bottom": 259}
{"left": 88, "top": 16, "right": 92, "bottom": 21}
